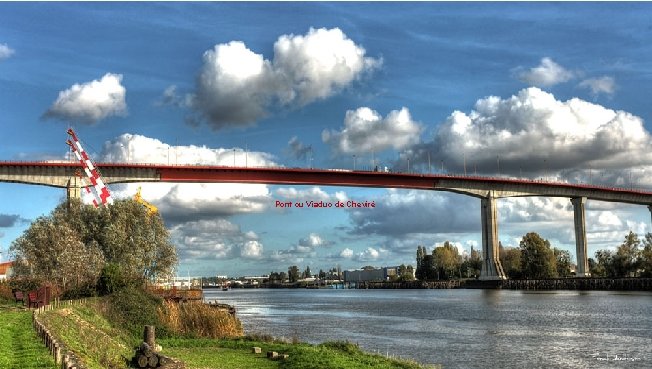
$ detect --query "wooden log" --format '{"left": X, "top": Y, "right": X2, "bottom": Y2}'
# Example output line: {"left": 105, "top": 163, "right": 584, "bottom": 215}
{"left": 267, "top": 351, "right": 278, "bottom": 359}
{"left": 137, "top": 354, "right": 149, "bottom": 368}
{"left": 144, "top": 325, "right": 156, "bottom": 348}
{"left": 140, "top": 342, "right": 154, "bottom": 358}
{"left": 148, "top": 355, "right": 159, "bottom": 367}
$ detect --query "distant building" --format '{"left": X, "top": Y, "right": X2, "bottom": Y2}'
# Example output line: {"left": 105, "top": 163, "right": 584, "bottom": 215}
{"left": 343, "top": 266, "right": 412, "bottom": 282}
{"left": 0, "top": 261, "right": 13, "bottom": 281}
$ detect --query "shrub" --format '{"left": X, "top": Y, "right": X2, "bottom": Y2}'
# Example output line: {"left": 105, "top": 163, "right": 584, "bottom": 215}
{"left": 60, "top": 283, "right": 97, "bottom": 300}
{"left": 0, "top": 281, "right": 13, "bottom": 302}
{"left": 97, "top": 263, "right": 135, "bottom": 295}
{"left": 102, "top": 286, "right": 169, "bottom": 338}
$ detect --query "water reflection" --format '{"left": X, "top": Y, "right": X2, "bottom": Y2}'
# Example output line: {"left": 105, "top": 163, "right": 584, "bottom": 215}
{"left": 205, "top": 289, "right": 651, "bottom": 369}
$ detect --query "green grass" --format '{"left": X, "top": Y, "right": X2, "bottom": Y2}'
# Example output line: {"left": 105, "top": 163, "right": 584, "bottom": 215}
{"left": 39, "top": 302, "right": 134, "bottom": 369}
{"left": 159, "top": 337, "right": 440, "bottom": 369}
{"left": 0, "top": 306, "right": 58, "bottom": 369}
{"left": 15, "top": 295, "right": 439, "bottom": 369}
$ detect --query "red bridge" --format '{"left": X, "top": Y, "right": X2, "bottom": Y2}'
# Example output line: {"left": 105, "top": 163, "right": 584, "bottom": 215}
{"left": 3, "top": 161, "right": 652, "bottom": 280}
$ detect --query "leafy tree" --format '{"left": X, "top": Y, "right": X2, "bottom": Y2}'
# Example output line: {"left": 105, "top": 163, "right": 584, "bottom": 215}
{"left": 519, "top": 232, "right": 557, "bottom": 279}
{"left": 432, "top": 241, "right": 462, "bottom": 280}
{"left": 593, "top": 250, "right": 615, "bottom": 277}
{"left": 288, "top": 265, "right": 300, "bottom": 283}
{"left": 10, "top": 216, "right": 104, "bottom": 293}
{"left": 421, "top": 255, "right": 436, "bottom": 280}
{"left": 397, "top": 264, "right": 415, "bottom": 281}
{"left": 303, "top": 265, "right": 312, "bottom": 279}
{"left": 468, "top": 246, "right": 482, "bottom": 278}
{"left": 554, "top": 248, "right": 572, "bottom": 277}
{"left": 10, "top": 198, "right": 177, "bottom": 295}
{"left": 613, "top": 231, "right": 640, "bottom": 277}
{"left": 415, "top": 245, "right": 426, "bottom": 280}
{"left": 639, "top": 233, "right": 652, "bottom": 277}
{"left": 500, "top": 246, "right": 522, "bottom": 279}
{"left": 588, "top": 257, "right": 601, "bottom": 276}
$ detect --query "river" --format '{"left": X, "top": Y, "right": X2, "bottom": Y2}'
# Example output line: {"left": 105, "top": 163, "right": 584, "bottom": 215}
{"left": 203, "top": 288, "right": 651, "bottom": 369}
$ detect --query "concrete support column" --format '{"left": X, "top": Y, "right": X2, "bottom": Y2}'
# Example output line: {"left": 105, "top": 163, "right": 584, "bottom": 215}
{"left": 480, "top": 193, "right": 506, "bottom": 280}
{"left": 648, "top": 205, "right": 652, "bottom": 228}
{"left": 66, "top": 176, "right": 81, "bottom": 201}
{"left": 571, "top": 197, "right": 590, "bottom": 277}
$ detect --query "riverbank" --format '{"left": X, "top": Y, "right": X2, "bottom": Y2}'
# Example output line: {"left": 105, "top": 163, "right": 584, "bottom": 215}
{"left": 241, "top": 277, "right": 652, "bottom": 291}
{"left": 1, "top": 291, "right": 440, "bottom": 369}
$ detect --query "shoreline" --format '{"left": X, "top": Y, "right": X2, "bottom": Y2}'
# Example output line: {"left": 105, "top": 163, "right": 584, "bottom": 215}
{"left": 205, "top": 277, "right": 652, "bottom": 292}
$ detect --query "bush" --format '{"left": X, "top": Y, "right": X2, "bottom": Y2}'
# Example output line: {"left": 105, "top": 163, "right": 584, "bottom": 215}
{"left": 0, "top": 281, "right": 14, "bottom": 302}
{"left": 97, "top": 263, "right": 135, "bottom": 295}
{"left": 60, "top": 283, "right": 97, "bottom": 300}
{"left": 102, "top": 286, "right": 169, "bottom": 338}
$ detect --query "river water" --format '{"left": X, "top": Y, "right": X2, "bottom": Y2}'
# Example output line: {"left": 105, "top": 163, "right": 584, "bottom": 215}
{"left": 204, "top": 288, "right": 651, "bottom": 369}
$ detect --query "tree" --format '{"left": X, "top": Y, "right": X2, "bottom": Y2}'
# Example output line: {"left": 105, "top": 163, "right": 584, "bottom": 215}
{"left": 613, "top": 231, "right": 640, "bottom": 277}
{"left": 10, "top": 216, "right": 104, "bottom": 292}
{"left": 639, "top": 233, "right": 652, "bottom": 277}
{"left": 469, "top": 246, "right": 482, "bottom": 278}
{"left": 500, "top": 246, "right": 522, "bottom": 279}
{"left": 9, "top": 198, "right": 178, "bottom": 295}
{"left": 519, "top": 232, "right": 557, "bottom": 279}
{"left": 554, "top": 248, "right": 572, "bottom": 277}
{"left": 303, "top": 265, "right": 312, "bottom": 279}
{"left": 416, "top": 245, "right": 426, "bottom": 280}
{"left": 397, "top": 264, "right": 415, "bottom": 281}
{"left": 288, "top": 265, "right": 300, "bottom": 283}
{"left": 593, "top": 249, "right": 615, "bottom": 277}
{"left": 421, "top": 255, "right": 436, "bottom": 280}
{"left": 432, "top": 241, "right": 462, "bottom": 280}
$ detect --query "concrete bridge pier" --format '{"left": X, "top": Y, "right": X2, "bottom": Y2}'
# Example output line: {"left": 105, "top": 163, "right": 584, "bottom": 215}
{"left": 571, "top": 197, "right": 590, "bottom": 277}
{"left": 66, "top": 176, "right": 81, "bottom": 201}
{"left": 479, "top": 193, "right": 506, "bottom": 280}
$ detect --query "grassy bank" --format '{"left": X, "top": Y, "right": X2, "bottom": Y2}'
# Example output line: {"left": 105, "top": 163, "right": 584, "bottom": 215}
{"left": 160, "top": 337, "right": 436, "bottom": 369}
{"left": 8, "top": 289, "right": 438, "bottom": 369}
{"left": 0, "top": 305, "right": 58, "bottom": 369}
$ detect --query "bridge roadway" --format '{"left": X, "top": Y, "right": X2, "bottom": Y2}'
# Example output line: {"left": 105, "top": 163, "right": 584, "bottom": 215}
{"left": 3, "top": 161, "right": 652, "bottom": 280}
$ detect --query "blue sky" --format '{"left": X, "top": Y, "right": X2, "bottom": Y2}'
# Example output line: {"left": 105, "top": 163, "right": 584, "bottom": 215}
{"left": 2, "top": 2, "right": 652, "bottom": 277}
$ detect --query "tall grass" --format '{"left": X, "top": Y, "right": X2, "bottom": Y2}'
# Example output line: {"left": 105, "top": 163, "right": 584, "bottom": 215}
{"left": 158, "top": 300, "right": 243, "bottom": 338}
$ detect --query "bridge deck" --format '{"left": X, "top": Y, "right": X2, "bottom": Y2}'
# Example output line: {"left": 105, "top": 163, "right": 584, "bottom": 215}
{"left": 1, "top": 161, "right": 652, "bottom": 205}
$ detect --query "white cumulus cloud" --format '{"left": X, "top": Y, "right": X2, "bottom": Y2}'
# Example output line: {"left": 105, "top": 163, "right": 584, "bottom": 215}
{"left": 170, "top": 219, "right": 263, "bottom": 261}
{"left": 98, "top": 133, "right": 276, "bottom": 223}
{"left": 405, "top": 87, "right": 652, "bottom": 177}
{"left": 515, "top": 57, "right": 574, "bottom": 87}
{"left": 192, "top": 27, "right": 380, "bottom": 129}
{"left": 322, "top": 107, "right": 421, "bottom": 155}
{"left": 340, "top": 248, "right": 354, "bottom": 259}
{"left": 0, "top": 43, "right": 15, "bottom": 60}
{"left": 43, "top": 73, "right": 127, "bottom": 124}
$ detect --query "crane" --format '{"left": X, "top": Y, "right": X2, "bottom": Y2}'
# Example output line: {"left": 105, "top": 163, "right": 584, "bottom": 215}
{"left": 134, "top": 186, "right": 158, "bottom": 216}
{"left": 66, "top": 128, "right": 113, "bottom": 207}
